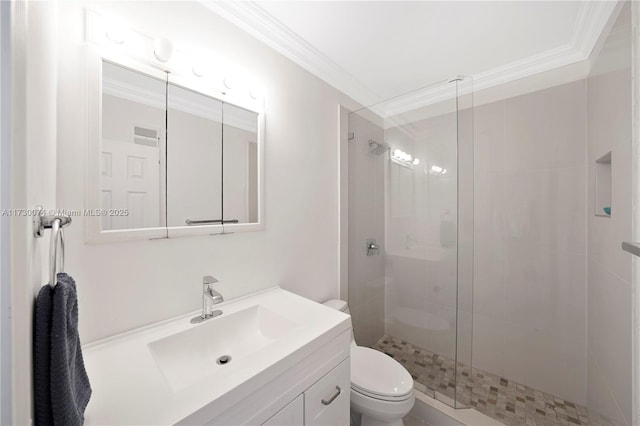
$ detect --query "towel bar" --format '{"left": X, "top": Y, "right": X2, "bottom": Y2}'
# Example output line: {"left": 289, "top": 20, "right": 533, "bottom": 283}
{"left": 32, "top": 206, "right": 72, "bottom": 287}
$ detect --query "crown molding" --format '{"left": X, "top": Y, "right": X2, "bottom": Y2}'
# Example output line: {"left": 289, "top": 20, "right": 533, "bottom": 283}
{"left": 202, "top": 0, "right": 619, "bottom": 117}
{"left": 571, "top": 0, "right": 621, "bottom": 57}
{"left": 202, "top": 1, "right": 381, "bottom": 107}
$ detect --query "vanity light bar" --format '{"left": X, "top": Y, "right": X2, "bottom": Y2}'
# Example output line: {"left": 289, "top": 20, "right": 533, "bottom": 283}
{"left": 86, "top": 10, "right": 266, "bottom": 104}
{"left": 391, "top": 149, "right": 420, "bottom": 167}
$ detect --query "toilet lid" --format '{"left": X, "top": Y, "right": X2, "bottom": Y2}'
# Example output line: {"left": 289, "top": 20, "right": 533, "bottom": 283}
{"left": 350, "top": 346, "right": 413, "bottom": 400}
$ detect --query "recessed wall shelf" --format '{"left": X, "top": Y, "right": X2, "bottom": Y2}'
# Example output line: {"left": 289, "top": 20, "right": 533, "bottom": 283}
{"left": 595, "top": 151, "right": 611, "bottom": 217}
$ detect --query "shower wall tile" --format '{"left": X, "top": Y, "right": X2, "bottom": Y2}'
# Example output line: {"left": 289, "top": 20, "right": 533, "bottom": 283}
{"left": 472, "top": 314, "right": 506, "bottom": 377}
{"left": 473, "top": 102, "right": 506, "bottom": 174}
{"left": 473, "top": 79, "right": 588, "bottom": 405}
{"left": 586, "top": 351, "right": 627, "bottom": 426}
{"left": 348, "top": 112, "right": 386, "bottom": 347}
{"left": 473, "top": 170, "right": 506, "bottom": 319}
{"left": 503, "top": 80, "right": 586, "bottom": 172}
{"left": 552, "top": 167, "right": 588, "bottom": 255}
{"left": 586, "top": 4, "right": 632, "bottom": 423}
{"left": 587, "top": 261, "right": 632, "bottom": 425}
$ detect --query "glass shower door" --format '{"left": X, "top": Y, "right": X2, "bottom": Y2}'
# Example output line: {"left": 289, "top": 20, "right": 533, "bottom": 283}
{"left": 347, "top": 76, "right": 473, "bottom": 409}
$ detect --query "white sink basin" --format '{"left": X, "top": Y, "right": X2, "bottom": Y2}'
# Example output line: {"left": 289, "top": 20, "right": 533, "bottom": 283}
{"left": 148, "top": 305, "right": 298, "bottom": 391}
{"left": 82, "top": 287, "right": 351, "bottom": 425}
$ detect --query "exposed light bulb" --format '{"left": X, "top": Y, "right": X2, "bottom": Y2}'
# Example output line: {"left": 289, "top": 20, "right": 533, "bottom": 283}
{"left": 223, "top": 76, "right": 237, "bottom": 89}
{"left": 412, "top": 158, "right": 420, "bottom": 165}
{"left": 153, "top": 38, "right": 173, "bottom": 63}
{"left": 442, "top": 169, "right": 447, "bottom": 174}
{"left": 249, "top": 88, "right": 263, "bottom": 100}
{"left": 192, "top": 58, "right": 207, "bottom": 77}
{"left": 393, "top": 149, "right": 402, "bottom": 158}
{"left": 431, "top": 165, "right": 443, "bottom": 173}
{"left": 105, "top": 19, "right": 129, "bottom": 44}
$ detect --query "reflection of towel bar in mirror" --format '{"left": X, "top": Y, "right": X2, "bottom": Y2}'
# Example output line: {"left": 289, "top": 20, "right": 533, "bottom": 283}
{"left": 185, "top": 219, "right": 240, "bottom": 225}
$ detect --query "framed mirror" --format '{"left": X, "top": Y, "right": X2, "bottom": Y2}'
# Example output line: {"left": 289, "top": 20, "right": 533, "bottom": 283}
{"left": 86, "top": 50, "right": 264, "bottom": 242}
{"left": 166, "top": 83, "right": 223, "bottom": 234}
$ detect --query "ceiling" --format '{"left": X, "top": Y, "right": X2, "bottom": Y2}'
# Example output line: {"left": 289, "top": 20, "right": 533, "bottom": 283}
{"left": 204, "top": 1, "right": 619, "bottom": 111}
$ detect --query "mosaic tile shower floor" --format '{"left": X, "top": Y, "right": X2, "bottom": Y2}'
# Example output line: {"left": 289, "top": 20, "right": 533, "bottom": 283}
{"left": 374, "top": 336, "right": 616, "bottom": 426}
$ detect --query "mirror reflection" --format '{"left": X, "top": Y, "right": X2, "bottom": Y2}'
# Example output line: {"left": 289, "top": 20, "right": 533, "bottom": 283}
{"left": 101, "top": 62, "right": 166, "bottom": 231}
{"left": 166, "top": 84, "right": 223, "bottom": 228}
{"left": 222, "top": 103, "right": 259, "bottom": 224}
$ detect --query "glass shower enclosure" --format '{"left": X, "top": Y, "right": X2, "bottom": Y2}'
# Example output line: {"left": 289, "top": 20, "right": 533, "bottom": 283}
{"left": 347, "top": 77, "right": 473, "bottom": 408}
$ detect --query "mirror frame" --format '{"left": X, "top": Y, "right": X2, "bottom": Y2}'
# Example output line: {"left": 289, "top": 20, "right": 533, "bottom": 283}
{"left": 85, "top": 47, "right": 265, "bottom": 243}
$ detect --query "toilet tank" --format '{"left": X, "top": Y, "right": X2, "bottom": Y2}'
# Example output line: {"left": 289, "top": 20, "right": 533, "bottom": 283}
{"left": 323, "top": 299, "right": 355, "bottom": 345}
{"left": 323, "top": 299, "right": 349, "bottom": 314}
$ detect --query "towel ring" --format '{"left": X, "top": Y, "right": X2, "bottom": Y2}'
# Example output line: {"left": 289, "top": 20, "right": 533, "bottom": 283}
{"left": 31, "top": 206, "right": 72, "bottom": 288}
{"left": 49, "top": 218, "right": 65, "bottom": 288}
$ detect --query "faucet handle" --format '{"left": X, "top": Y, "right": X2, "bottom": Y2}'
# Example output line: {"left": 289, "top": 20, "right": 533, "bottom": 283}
{"left": 203, "top": 275, "right": 218, "bottom": 286}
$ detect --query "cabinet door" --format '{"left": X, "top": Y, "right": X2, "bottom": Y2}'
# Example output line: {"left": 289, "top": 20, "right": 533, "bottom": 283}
{"left": 304, "top": 358, "right": 350, "bottom": 426}
{"left": 261, "top": 394, "right": 304, "bottom": 426}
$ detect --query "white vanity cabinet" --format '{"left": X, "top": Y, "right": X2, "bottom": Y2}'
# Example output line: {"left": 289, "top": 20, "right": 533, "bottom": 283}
{"left": 303, "top": 358, "right": 350, "bottom": 426}
{"left": 262, "top": 395, "right": 304, "bottom": 426}
{"left": 83, "top": 288, "right": 351, "bottom": 426}
{"left": 201, "top": 330, "right": 351, "bottom": 426}
{"left": 260, "top": 359, "right": 350, "bottom": 426}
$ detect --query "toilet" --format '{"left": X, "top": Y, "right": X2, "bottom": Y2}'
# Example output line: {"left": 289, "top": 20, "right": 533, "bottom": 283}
{"left": 323, "top": 300, "right": 415, "bottom": 426}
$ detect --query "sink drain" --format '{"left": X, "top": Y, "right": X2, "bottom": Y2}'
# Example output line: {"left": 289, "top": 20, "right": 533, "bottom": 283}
{"left": 216, "top": 355, "right": 232, "bottom": 365}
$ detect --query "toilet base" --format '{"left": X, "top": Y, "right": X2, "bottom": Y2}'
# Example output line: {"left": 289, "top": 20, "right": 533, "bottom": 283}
{"left": 350, "top": 389, "right": 414, "bottom": 426}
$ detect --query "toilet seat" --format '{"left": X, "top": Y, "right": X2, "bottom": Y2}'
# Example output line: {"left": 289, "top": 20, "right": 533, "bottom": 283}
{"left": 350, "top": 346, "right": 414, "bottom": 402}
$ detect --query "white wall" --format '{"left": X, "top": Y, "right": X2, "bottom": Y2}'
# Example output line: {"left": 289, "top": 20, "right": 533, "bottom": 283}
{"left": 56, "top": 1, "right": 360, "bottom": 343}
{"left": 472, "top": 79, "right": 588, "bottom": 404}
{"left": 0, "top": 1, "right": 9, "bottom": 422}
{"left": 586, "top": 4, "right": 632, "bottom": 424}
{"left": 9, "top": 2, "right": 59, "bottom": 424}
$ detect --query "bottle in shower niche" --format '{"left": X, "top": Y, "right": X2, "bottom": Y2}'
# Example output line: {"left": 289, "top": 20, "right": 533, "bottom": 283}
{"left": 439, "top": 209, "right": 456, "bottom": 248}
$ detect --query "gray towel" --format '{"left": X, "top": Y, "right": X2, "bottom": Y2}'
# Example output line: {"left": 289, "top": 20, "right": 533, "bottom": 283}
{"left": 34, "top": 273, "right": 92, "bottom": 426}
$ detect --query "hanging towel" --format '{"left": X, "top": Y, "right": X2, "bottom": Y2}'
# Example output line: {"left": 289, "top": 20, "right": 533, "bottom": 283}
{"left": 34, "top": 273, "right": 92, "bottom": 426}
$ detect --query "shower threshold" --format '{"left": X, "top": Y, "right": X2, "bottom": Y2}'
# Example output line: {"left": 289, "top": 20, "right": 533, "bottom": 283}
{"left": 375, "top": 335, "right": 615, "bottom": 426}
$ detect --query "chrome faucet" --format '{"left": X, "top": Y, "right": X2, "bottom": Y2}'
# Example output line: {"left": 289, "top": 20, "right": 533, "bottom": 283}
{"left": 190, "top": 275, "right": 224, "bottom": 324}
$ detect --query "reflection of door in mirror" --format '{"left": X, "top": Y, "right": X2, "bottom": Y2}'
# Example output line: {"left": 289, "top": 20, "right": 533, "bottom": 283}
{"left": 166, "top": 84, "right": 223, "bottom": 227}
{"left": 222, "top": 103, "right": 259, "bottom": 224}
{"left": 101, "top": 62, "right": 166, "bottom": 231}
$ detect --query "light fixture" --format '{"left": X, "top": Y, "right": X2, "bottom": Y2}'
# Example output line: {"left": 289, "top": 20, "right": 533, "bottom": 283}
{"left": 89, "top": 11, "right": 266, "bottom": 103}
{"left": 429, "top": 165, "right": 448, "bottom": 176}
{"left": 391, "top": 148, "right": 419, "bottom": 167}
{"left": 153, "top": 38, "right": 173, "bottom": 63}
